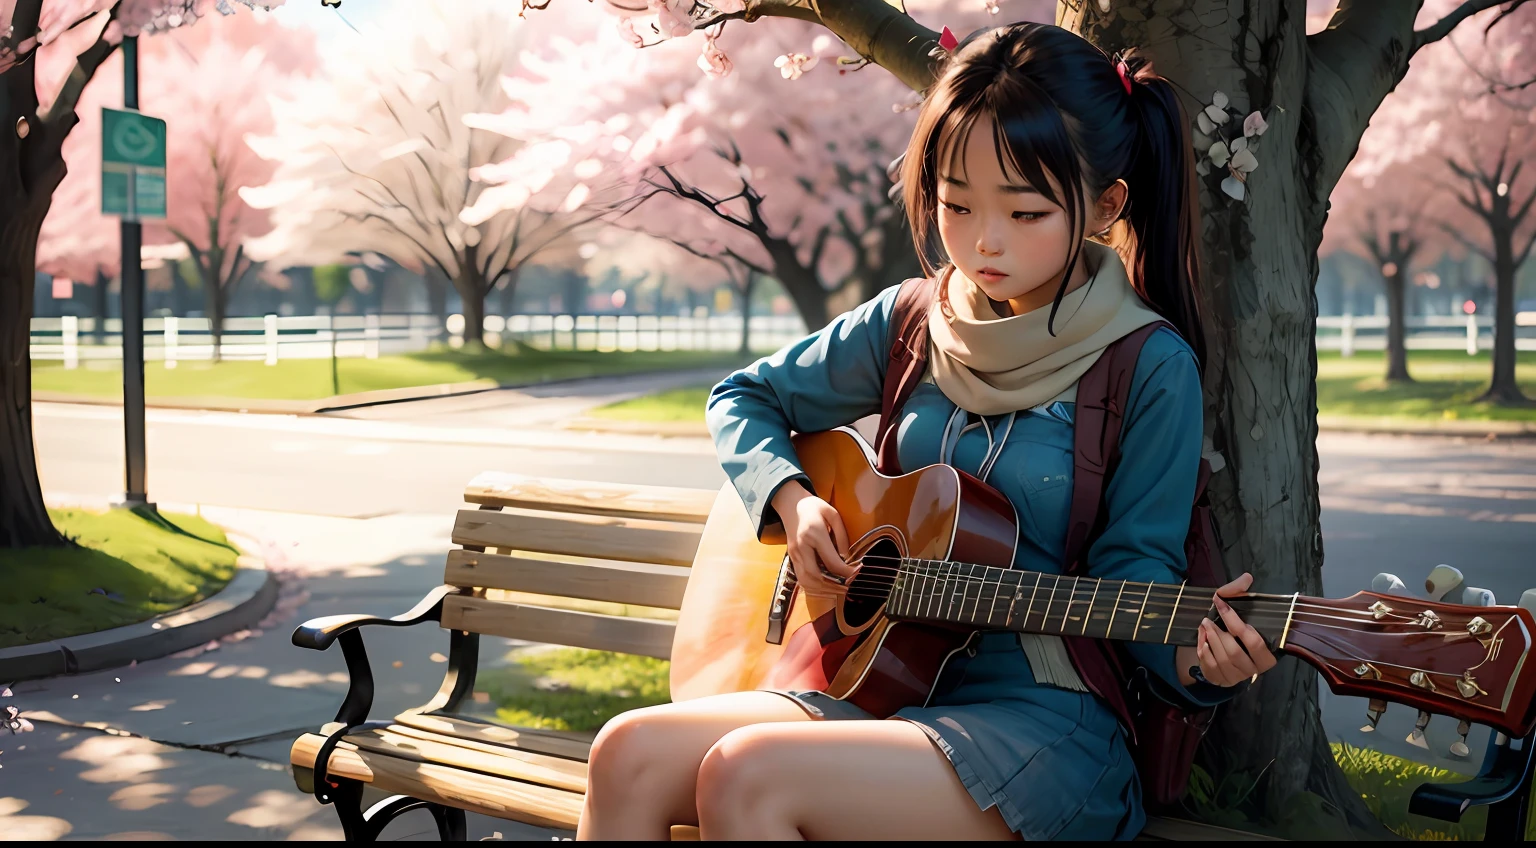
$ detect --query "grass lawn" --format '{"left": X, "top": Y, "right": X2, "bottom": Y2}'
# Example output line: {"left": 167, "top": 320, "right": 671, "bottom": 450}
{"left": 468, "top": 646, "right": 1520, "bottom": 837}
{"left": 0, "top": 507, "right": 241, "bottom": 649}
{"left": 32, "top": 348, "right": 746, "bottom": 402}
{"left": 587, "top": 384, "right": 715, "bottom": 423}
{"left": 1316, "top": 350, "right": 1536, "bottom": 422}
{"left": 589, "top": 351, "right": 1536, "bottom": 426}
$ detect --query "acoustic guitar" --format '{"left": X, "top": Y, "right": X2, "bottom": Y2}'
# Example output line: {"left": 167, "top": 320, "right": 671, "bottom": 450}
{"left": 670, "top": 427, "right": 1536, "bottom": 746}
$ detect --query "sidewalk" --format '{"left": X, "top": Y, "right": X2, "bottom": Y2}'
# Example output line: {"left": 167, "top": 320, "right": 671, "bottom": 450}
{"left": 4, "top": 501, "right": 565, "bottom": 841}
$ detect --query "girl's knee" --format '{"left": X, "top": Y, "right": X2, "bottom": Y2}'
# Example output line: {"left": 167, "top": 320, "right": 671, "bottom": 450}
{"left": 587, "top": 705, "right": 675, "bottom": 797}
{"left": 696, "top": 727, "right": 793, "bottom": 828}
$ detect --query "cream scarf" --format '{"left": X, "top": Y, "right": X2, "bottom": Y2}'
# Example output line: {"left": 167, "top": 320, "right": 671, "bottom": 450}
{"left": 926, "top": 241, "right": 1165, "bottom": 416}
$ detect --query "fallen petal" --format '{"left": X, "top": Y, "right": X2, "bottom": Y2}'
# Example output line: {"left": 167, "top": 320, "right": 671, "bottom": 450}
{"left": 1221, "top": 175, "right": 1246, "bottom": 201}
{"left": 1231, "top": 148, "right": 1259, "bottom": 172}
{"left": 1196, "top": 111, "right": 1215, "bottom": 135}
{"left": 1207, "top": 141, "right": 1230, "bottom": 167}
{"left": 1205, "top": 104, "right": 1229, "bottom": 125}
{"left": 1244, "top": 110, "right": 1269, "bottom": 137}
{"left": 1212, "top": 90, "right": 1228, "bottom": 109}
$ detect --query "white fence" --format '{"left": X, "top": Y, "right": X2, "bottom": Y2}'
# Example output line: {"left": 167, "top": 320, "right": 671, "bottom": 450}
{"left": 29, "top": 312, "right": 812, "bottom": 368}
{"left": 1317, "top": 314, "right": 1536, "bottom": 355}
{"left": 30, "top": 312, "right": 1536, "bottom": 369}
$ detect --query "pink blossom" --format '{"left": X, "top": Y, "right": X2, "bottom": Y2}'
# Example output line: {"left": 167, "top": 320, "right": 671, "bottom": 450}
{"left": 618, "top": 16, "right": 644, "bottom": 48}
{"left": 773, "top": 52, "right": 817, "bottom": 80}
{"left": 649, "top": 0, "right": 694, "bottom": 38}
{"left": 699, "top": 34, "right": 733, "bottom": 79}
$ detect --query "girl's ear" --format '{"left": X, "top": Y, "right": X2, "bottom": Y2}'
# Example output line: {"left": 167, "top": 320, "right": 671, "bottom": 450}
{"left": 1090, "top": 179, "right": 1129, "bottom": 236}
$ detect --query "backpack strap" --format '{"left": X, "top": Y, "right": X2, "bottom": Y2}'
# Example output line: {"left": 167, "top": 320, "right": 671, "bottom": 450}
{"left": 875, "top": 277, "right": 938, "bottom": 475}
{"left": 1062, "top": 321, "right": 1174, "bottom": 574}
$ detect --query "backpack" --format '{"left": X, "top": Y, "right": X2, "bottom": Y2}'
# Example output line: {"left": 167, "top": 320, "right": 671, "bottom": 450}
{"left": 874, "top": 276, "right": 1223, "bottom": 809}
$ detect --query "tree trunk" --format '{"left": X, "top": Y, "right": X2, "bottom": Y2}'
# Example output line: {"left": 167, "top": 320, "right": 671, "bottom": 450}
{"left": 1059, "top": 2, "right": 1380, "bottom": 833}
{"left": 1383, "top": 268, "right": 1412, "bottom": 383}
{"left": 739, "top": 272, "right": 757, "bottom": 356}
{"left": 0, "top": 191, "right": 67, "bottom": 548}
{"left": 762, "top": 239, "right": 830, "bottom": 330}
{"left": 203, "top": 261, "right": 224, "bottom": 364}
{"left": 1480, "top": 223, "right": 1527, "bottom": 404}
{"left": 452, "top": 260, "right": 489, "bottom": 350}
{"left": 93, "top": 269, "right": 109, "bottom": 344}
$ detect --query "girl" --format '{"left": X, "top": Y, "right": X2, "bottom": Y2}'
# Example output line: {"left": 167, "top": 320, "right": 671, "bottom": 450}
{"left": 578, "top": 22, "right": 1276, "bottom": 841}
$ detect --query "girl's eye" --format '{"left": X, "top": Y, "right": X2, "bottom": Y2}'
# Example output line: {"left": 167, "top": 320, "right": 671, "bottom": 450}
{"left": 940, "top": 201, "right": 970, "bottom": 215}
{"left": 1013, "top": 211, "right": 1048, "bottom": 222}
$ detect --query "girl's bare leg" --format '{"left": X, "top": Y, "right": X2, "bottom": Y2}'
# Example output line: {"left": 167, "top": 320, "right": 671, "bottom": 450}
{"left": 696, "top": 719, "right": 1019, "bottom": 841}
{"left": 577, "top": 691, "right": 813, "bottom": 840}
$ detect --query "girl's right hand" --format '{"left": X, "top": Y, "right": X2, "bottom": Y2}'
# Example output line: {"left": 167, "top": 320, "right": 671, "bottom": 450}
{"left": 770, "top": 480, "right": 857, "bottom": 597}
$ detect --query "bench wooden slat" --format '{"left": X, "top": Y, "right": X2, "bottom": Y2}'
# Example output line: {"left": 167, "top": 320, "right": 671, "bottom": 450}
{"left": 442, "top": 595, "right": 677, "bottom": 659}
{"left": 296, "top": 724, "right": 588, "bottom": 793}
{"left": 452, "top": 508, "right": 701, "bottom": 568}
{"left": 465, "top": 472, "right": 716, "bottom": 525}
{"left": 392, "top": 713, "right": 592, "bottom": 762}
{"left": 290, "top": 733, "right": 583, "bottom": 830}
{"left": 445, "top": 549, "right": 690, "bottom": 610}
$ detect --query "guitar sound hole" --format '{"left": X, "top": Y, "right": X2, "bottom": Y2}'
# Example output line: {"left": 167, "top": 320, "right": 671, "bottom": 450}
{"left": 844, "top": 538, "right": 900, "bottom": 628}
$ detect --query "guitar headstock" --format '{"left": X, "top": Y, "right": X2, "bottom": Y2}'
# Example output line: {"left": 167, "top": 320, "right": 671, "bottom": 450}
{"left": 1281, "top": 567, "right": 1536, "bottom": 743}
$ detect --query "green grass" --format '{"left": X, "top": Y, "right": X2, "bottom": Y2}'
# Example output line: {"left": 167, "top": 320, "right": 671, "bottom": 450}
{"left": 588, "top": 384, "right": 714, "bottom": 423}
{"left": 31, "top": 348, "right": 745, "bottom": 402}
{"left": 0, "top": 507, "right": 241, "bottom": 649}
{"left": 586, "top": 352, "right": 1536, "bottom": 426}
{"left": 1329, "top": 742, "right": 1494, "bottom": 840}
{"left": 474, "top": 648, "right": 671, "bottom": 733}
{"left": 1316, "top": 350, "right": 1536, "bottom": 422}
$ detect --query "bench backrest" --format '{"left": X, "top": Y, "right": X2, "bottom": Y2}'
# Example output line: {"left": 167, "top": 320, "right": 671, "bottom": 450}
{"left": 440, "top": 472, "right": 717, "bottom": 660}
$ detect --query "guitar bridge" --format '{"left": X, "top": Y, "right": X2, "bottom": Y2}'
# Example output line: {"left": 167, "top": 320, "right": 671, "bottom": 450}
{"left": 765, "top": 554, "right": 798, "bottom": 645}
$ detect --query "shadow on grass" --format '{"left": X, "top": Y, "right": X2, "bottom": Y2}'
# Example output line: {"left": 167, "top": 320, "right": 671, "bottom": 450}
{"left": 0, "top": 509, "right": 240, "bottom": 649}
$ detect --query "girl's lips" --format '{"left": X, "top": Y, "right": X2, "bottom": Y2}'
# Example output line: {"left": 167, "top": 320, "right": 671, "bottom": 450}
{"left": 977, "top": 268, "right": 1008, "bottom": 280}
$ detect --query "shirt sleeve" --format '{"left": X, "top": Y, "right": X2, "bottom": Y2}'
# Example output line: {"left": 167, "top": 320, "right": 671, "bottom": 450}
{"left": 1085, "top": 330, "right": 1240, "bottom": 709}
{"left": 705, "top": 286, "right": 900, "bottom": 540}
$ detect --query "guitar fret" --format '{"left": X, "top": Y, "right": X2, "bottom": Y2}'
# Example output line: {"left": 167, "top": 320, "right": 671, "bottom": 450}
{"left": 1023, "top": 573, "right": 1042, "bottom": 631}
{"left": 1060, "top": 576, "right": 1078, "bottom": 633}
{"left": 1132, "top": 582, "right": 1151, "bottom": 640}
{"left": 966, "top": 562, "right": 984, "bottom": 626}
{"left": 983, "top": 568, "right": 1005, "bottom": 628}
{"left": 1164, "top": 582, "right": 1187, "bottom": 644}
{"left": 1082, "top": 579, "right": 1100, "bottom": 636}
{"left": 1105, "top": 580, "right": 1126, "bottom": 640}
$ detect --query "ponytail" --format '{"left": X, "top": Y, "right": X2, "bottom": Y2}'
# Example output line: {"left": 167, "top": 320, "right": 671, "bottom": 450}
{"left": 1123, "top": 58, "right": 1208, "bottom": 371}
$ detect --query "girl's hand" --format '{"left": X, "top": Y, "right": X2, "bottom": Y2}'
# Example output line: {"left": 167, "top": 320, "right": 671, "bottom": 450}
{"left": 770, "top": 480, "right": 857, "bottom": 598}
{"left": 1176, "top": 572, "right": 1278, "bottom": 687}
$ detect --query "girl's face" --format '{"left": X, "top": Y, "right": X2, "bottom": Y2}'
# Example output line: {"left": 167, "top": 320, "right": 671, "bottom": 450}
{"left": 936, "top": 115, "right": 1125, "bottom": 315}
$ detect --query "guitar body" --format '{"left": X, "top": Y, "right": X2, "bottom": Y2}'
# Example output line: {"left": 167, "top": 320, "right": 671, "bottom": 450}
{"left": 670, "top": 428, "right": 1019, "bottom": 716}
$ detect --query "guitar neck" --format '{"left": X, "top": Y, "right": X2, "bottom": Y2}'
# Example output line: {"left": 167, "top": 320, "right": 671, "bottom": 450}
{"left": 886, "top": 559, "right": 1292, "bottom": 648}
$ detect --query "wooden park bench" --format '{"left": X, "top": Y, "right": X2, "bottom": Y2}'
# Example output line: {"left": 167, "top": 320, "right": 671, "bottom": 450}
{"left": 288, "top": 472, "right": 1534, "bottom": 841}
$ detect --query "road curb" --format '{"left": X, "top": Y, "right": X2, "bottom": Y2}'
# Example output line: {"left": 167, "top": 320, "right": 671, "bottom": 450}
{"left": 557, "top": 415, "right": 1536, "bottom": 441}
{"left": 1317, "top": 415, "right": 1536, "bottom": 439}
{"left": 0, "top": 554, "right": 278, "bottom": 684}
{"left": 561, "top": 416, "right": 711, "bottom": 437}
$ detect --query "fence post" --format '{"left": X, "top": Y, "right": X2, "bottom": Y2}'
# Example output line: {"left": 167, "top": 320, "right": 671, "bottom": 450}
{"left": 163, "top": 315, "right": 178, "bottom": 369}
{"left": 1467, "top": 314, "right": 1478, "bottom": 356}
{"left": 1340, "top": 314, "right": 1354, "bottom": 358}
{"left": 365, "top": 313, "right": 380, "bottom": 360}
{"left": 62, "top": 315, "right": 79, "bottom": 370}
{"left": 265, "top": 314, "right": 279, "bottom": 365}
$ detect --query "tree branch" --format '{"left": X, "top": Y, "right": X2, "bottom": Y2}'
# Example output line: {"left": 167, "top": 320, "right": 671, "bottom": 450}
{"left": 1438, "top": 220, "right": 1495, "bottom": 261}
{"left": 743, "top": 0, "right": 940, "bottom": 92}
{"left": 1413, "top": 0, "right": 1510, "bottom": 51}
{"left": 38, "top": 7, "right": 119, "bottom": 131}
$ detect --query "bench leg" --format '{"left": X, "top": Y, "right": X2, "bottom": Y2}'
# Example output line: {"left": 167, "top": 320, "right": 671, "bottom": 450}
{"left": 334, "top": 788, "right": 467, "bottom": 842}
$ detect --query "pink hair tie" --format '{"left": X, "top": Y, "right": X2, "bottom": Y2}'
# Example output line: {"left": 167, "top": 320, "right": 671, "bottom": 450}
{"left": 1116, "top": 58, "right": 1133, "bottom": 95}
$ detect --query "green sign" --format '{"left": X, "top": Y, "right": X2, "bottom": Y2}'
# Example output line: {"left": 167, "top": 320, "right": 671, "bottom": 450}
{"left": 101, "top": 108, "right": 167, "bottom": 221}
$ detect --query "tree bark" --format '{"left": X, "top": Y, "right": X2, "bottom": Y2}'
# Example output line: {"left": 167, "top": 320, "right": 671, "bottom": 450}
{"left": 1383, "top": 267, "right": 1413, "bottom": 383}
{"left": 1480, "top": 220, "right": 1527, "bottom": 404}
{"left": 203, "top": 260, "right": 225, "bottom": 363}
{"left": 452, "top": 259, "right": 489, "bottom": 350}
{"left": 93, "top": 269, "right": 110, "bottom": 344}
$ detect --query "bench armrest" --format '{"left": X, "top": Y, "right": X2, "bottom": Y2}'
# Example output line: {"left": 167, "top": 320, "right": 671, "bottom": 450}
{"left": 1409, "top": 730, "right": 1536, "bottom": 839}
{"left": 292, "top": 585, "right": 456, "bottom": 651}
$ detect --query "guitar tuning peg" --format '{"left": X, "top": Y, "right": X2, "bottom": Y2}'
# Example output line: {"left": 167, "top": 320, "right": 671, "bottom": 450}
{"left": 1406, "top": 710, "right": 1432, "bottom": 749}
{"left": 1425, "top": 565, "right": 1465, "bottom": 602}
{"left": 1450, "top": 719, "right": 1472, "bottom": 758}
{"left": 1361, "top": 698, "right": 1387, "bottom": 733}
{"left": 1371, "top": 573, "right": 1407, "bottom": 595}
{"left": 1460, "top": 586, "right": 1496, "bottom": 607}
{"left": 1519, "top": 590, "right": 1536, "bottom": 617}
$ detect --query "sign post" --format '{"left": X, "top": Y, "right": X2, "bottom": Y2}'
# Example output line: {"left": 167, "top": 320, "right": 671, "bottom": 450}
{"left": 102, "top": 36, "right": 165, "bottom": 509}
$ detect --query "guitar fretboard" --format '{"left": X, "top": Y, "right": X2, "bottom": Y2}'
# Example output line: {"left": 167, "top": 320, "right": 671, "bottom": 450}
{"left": 886, "top": 559, "right": 1263, "bottom": 647}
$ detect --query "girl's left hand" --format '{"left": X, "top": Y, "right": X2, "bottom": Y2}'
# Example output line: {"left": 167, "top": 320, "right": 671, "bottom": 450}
{"left": 1175, "top": 572, "right": 1278, "bottom": 688}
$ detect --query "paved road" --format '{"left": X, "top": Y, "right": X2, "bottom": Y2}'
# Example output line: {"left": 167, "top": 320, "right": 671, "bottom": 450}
{"left": 22, "top": 382, "right": 1536, "bottom": 836}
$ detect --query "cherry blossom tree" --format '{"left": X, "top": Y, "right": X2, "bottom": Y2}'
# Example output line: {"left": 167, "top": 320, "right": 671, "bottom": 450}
{"left": 520, "top": 0, "right": 1534, "bottom": 827}
{"left": 241, "top": 0, "right": 626, "bottom": 349}
{"left": 1, "top": 0, "right": 282, "bottom": 548}
{"left": 36, "top": 9, "right": 315, "bottom": 359}
{"left": 471, "top": 1, "right": 1044, "bottom": 330}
